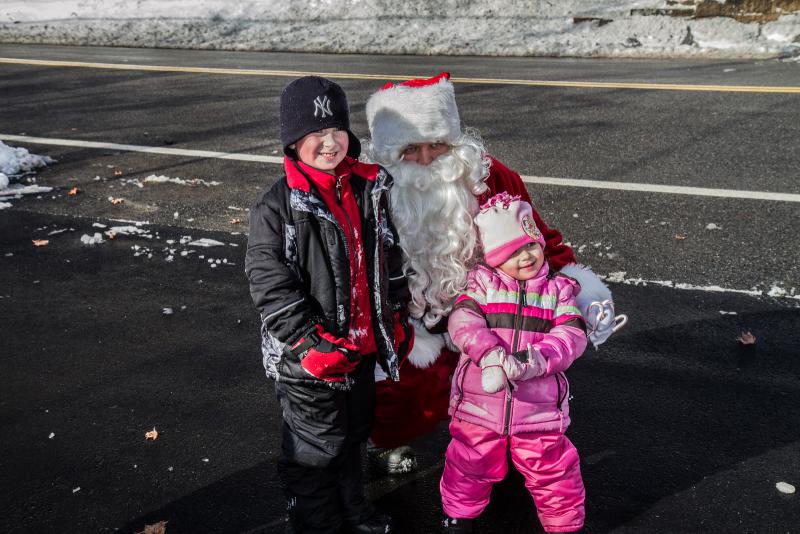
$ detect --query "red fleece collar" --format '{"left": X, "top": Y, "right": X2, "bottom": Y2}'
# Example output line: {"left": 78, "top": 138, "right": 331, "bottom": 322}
{"left": 284, "top": 156, "right": 380, "bottom": 191}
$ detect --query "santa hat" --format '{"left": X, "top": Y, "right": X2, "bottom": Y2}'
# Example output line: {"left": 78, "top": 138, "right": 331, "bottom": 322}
{"left": 365, "top": 72, "right": 461, "bottom": 163}
{"left": 475, "top": 193, "right": 545, "bottom": 267}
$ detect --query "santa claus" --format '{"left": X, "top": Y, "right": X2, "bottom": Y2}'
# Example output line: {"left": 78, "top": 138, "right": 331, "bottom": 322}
{"left": 363, "top": 72, "right": 622, "bottom": 473}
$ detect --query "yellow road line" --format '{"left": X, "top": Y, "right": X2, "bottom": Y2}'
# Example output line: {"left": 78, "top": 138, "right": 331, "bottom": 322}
{"left": 1, "top": 57, "right": 799, "bottom": 93}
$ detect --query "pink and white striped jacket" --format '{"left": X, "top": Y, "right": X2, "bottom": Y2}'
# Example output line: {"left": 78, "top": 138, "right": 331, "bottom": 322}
{"left": 447, "top": 262, "right": 587, "bottom": 435}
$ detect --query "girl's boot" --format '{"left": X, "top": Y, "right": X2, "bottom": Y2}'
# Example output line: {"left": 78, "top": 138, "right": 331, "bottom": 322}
{"left": 443, "top": 517, "right": 474, "bottom": 533}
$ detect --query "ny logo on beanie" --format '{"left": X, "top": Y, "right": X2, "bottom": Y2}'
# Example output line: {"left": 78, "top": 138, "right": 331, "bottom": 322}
{"left": 313, "top": 95, "right": 332, "bottom": 118}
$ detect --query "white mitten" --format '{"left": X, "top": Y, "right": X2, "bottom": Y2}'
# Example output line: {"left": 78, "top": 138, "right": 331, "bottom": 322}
{"left": 503, "top": 344, "right": 547, "bottom": 381}
{"left": 586, "top": 299, "right": 628, "bottom": 349}
{"left": 480, "top": 348, "right": 508, "bottom": 394}
{"left": 560, "top": 264, "right": 627, "bottom": 349}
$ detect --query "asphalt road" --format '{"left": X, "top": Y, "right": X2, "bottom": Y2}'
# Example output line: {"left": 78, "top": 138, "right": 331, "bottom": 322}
{"left": 1, "top": 45, "right": 799, "bottom": 534}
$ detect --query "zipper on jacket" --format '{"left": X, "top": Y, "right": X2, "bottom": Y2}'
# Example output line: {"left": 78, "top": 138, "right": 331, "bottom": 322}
{"left": 293, "top": 162, "right": 353, "bottom": 334}
{"left": 510, "top": 280, "right": 527, "bottom": 354}
{"left": 504, "top": 280, "right": 526, "bottom": 435}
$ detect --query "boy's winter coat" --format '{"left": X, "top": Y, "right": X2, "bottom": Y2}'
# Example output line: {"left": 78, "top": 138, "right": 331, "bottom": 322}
{"left": 245, "top": 157, "right": 409, "bottom": 389}
{"left": 447, "top": 262, "right": 587, "bottom": 435}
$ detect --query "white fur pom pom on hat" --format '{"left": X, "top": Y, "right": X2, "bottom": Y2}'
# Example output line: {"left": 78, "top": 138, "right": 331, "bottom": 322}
{"left": 366, "top": 72, "right": 461, "bottom": 164}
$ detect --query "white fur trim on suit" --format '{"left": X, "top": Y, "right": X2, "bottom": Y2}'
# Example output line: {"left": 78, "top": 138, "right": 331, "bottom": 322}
{"left": 366, "top": 76, "right": 461, "bottom": 164}
{"left": 559, "top": 263, "right": 612, "bottom": 317}
{"left": 406, "top": 317, "right": 446, "bottom": 369}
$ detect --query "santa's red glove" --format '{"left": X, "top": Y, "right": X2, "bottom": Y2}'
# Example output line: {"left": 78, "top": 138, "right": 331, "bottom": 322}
{"left": 392, "top": 312, "right": 414, "bottom": 360}
{"left": 291, "top": 325, "right": 360, "bottom": 382}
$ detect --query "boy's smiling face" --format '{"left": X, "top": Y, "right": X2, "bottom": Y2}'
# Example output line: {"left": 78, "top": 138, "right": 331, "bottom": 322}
{"left": 292, "top": 127, "right": 349, "bottom": 173}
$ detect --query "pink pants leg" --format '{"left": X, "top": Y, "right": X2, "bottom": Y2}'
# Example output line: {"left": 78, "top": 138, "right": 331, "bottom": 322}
{"left": 440, "top": 419, "right": 509, "bottom": 519}
{"left": 510, "top": 431, "right": 585, "bottom": 532}
{"left": 440, "top": 420, "right": 585, "bottom": 532}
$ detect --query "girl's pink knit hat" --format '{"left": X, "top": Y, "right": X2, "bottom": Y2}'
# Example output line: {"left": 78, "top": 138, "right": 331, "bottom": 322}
{"left": 475, "top": 192, "right": 545, "bottom": 267}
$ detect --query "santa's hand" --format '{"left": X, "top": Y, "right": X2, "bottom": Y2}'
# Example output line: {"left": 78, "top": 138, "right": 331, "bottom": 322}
{"left": 504, "top": 344, "right": 547, "bottom": 381}
{"left": 586, "top": 299, "right": 628, "bottom": 349}
{"left": 480, "top": 348, "right": 508, "bottom": 394}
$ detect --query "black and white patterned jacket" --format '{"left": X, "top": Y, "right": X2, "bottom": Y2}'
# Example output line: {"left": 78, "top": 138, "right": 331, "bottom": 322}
{"left": 245, "top": 157, "right": 409, "bottom": 390}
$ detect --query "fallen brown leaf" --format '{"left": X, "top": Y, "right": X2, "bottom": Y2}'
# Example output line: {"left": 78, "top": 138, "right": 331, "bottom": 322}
{"left": 109, "top": 197, "right": 124, "bottom": 205}
{"left": 145, "top": 427, "right": 159, "bottom": 441}
{"left": 68, "top": 187, "right": 79, "bottom": 196}
{"left": 230, "top": 218, "right": 242, "bottom": 225}
{"left": 137, "top": 520, "right": 168, "bottom": 534}
{"left": 32, "top": 239, "right": 49, "bottom": 247}
{"left": 736, "top": 331, "right": 756, "bottom": 345}
{"left": 674, "top": 233, "right": 687, "bottom": 241}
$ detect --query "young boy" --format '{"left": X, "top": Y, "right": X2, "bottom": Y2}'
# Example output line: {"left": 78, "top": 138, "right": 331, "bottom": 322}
{"left": 245, "top": 76, "right": 411, "bottom": 534}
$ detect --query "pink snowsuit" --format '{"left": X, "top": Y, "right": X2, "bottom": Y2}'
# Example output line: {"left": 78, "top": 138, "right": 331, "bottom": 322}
{"left": 441, "top": 261, "right": 588, "bottom": 533}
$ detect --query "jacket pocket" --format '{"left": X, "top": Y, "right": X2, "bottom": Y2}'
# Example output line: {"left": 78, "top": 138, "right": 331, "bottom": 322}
{"left": 555, "top": 372, "right": 570, "bottom": 411}
{"left": 452, "top": 358, "right": 472, "bottom": 409}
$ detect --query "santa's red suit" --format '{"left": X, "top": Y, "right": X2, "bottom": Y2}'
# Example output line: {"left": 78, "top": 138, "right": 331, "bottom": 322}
{"left": 364, "top": 72, "right": 619, "bottom": 451}
{"left": 370, "top": 156, "right": 576, "bottom": 449}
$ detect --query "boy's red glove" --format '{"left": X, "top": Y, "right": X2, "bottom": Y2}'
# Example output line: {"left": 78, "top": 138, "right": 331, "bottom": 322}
{"left": 292, "top": 325, "right": 360, "bottom": 383}
{"left": 392, "top": 312, "right": 414, "bottom": 360}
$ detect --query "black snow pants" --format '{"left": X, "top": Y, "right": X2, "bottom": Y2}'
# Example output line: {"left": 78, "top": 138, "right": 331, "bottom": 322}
{"left": 276, "top": 356, "right": 377, "bottom": 534}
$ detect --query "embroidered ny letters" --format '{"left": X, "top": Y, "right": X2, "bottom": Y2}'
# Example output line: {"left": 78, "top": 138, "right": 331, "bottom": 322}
{"left": 313, "top": 95, "right": 332, "bottom": 118}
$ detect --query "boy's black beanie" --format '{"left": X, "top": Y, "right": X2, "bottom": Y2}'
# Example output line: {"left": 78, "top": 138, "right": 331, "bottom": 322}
{"left": 280, "top": 76, "right": 361, "bottom": 158}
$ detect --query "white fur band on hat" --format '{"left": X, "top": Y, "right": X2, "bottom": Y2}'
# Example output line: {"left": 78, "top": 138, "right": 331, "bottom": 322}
{"left": 366, "top": 72, "right": 462, "bottom": 164}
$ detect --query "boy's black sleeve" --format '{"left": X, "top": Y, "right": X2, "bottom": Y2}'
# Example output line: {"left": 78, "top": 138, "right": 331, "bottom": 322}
{"left": 245, "top": 187, "right": 317, "bottom": 344}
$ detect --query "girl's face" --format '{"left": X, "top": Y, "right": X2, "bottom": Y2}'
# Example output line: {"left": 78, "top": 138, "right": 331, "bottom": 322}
{"left": 498, "top": 242, "right": 544, "bottom": 281}
{"left": 292, "top": 128, "right": 349, "bottom": 173}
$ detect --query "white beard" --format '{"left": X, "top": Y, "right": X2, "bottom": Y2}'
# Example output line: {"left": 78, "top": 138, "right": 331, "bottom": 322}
{"left": 386, "top": 138, "right": 490, "bottom": 329}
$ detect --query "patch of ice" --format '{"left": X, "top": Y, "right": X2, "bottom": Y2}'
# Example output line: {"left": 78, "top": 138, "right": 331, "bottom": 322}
{"left": 80, "top": 233, "right": 104, "bottom": 245}
{"left": 605, "top": 271, "right": 627, "bottom": 283}
{"left": 108, "top": 225, "right": 152, "bottom": 237}
{"left": 144, "top": 174, "right": 221, "bottom": 187}
{"left": 188, "top": 238, "right": 225, "bottom": 247}
{"left": 767, "top": 285, "right": 787, "bottom": 298}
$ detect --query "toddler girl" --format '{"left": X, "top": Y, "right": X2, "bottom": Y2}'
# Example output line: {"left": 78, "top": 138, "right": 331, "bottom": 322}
{"left": 441, "top": 192, "right": 588, "bottom": 533}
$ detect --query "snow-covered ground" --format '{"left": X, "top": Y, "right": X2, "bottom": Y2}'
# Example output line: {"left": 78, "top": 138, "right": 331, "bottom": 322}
{"left": 1, "top": 0, "right": 799, "bottom": 59}
{"left": 0, "top": 141, "right": 54, "bottom": 209}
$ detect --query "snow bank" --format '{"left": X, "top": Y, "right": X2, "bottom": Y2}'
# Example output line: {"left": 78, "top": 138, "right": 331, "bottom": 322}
{"left": 1, "top": 0, "right": 798, "bottom": 58}
{"left": 0, "top": 141, "right": 54, "bottom": 182}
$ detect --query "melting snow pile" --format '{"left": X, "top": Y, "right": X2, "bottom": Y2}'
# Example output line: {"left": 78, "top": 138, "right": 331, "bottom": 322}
{"left": 0, "top": 141, "right": 54, "bottom": 209}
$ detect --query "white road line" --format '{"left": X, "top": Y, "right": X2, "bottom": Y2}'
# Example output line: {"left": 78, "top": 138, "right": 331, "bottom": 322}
{"left": 0, "top": 134, "right": 283, "bottom": 164}
{"left": 3, "top": 134, "right": 800, "bottom": 203}
{"left": 519, "top": 176, "right": 800, "bottom": 202}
